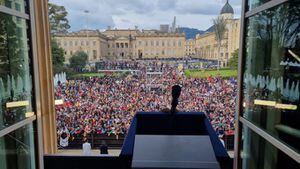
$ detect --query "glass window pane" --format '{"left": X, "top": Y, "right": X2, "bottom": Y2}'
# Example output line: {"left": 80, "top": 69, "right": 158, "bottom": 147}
{"left": 241, "top": 126, "right": 299, "bottom": 169}
{"left": 247, "top": 0, "right": 271, "bottom": 11}
{"left": 0, "top": 123, "right": 36, "bottom": 169}
{"left": 0, "top": 12, "right": 34, "bottom": 130}
{"left": 242, "top": 2, "right": 300, "bottom": 153}
{"left": 0, "top": 0, "right": 27, "bottom": 13}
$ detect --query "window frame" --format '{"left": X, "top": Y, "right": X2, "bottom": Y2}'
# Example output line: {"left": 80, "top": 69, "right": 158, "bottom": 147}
{"left": 234, "top": 0, "right": 300, "bottom": 168}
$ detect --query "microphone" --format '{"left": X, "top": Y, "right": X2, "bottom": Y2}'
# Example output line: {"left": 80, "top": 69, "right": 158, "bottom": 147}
{"left": 170, "top": 85, "right": 181, "bottom": 115}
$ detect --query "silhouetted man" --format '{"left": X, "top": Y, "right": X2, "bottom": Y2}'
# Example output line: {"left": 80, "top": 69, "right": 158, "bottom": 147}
{"left": 100, "top": 140, "right": 108, "bottom": 154}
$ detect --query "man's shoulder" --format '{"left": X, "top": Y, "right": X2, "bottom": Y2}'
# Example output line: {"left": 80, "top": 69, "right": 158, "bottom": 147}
{"left": 83, "top": 142, "right": 91, "bottom": 146}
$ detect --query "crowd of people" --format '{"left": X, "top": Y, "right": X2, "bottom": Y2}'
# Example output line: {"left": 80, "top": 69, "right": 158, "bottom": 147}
{"left": 55, "top": 61, "right": 237, "bottom": 147}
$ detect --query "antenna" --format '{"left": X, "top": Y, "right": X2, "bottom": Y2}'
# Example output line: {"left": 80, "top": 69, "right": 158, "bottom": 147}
{"left": 84, "top": 10, "right": 89, "bottom": 30}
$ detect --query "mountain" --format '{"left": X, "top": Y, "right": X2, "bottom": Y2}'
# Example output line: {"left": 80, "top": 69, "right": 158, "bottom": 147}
{"left": 178, "top": 27, "right": 205, "bottom": 40}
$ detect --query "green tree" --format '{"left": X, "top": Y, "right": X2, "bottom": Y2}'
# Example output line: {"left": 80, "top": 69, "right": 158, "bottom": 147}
{"left": 228, "top": 49, "right": 239, "bottom": 69}
{"left": 69, "top": 51, "right": 88, "bottom": 71}
{"left": 213, "top": 16, "right": 227, "bottom": 71}
{"left": 51, "top": 39, "right": 65, "bottom": 74}
{"left": 48, "top": 3, "right": 71, "bottom": 34}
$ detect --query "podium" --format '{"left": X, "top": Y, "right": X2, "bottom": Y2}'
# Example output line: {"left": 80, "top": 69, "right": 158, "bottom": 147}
{"left": 120, "top": 112, "right": 232, "bottom": 169}
{"left": 132, "top": 135, "right": 220, "bottom": 169}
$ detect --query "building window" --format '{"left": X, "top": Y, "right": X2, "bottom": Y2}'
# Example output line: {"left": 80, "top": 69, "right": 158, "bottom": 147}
{"left": 162, "top": 41, "right": 165, "bottom": 46}
{"left": 125, "top": 43, "right": 128, "bottom": 48}
{"left": 75, "top": 41, "right": 78, "bottom": 46}
{"left": 242, "top": 125, "right": 299, "bottom": 168}
{"left": 156, "top": 41, "right": 159, "bottom": 46}
{"left": 242, "top": 1, "right": 300, "bottom": 153}
{"left": 0, "top": 12, "right": 34, "bottom": 130}
{"left": 247, "top": 0, "right": 271, "bottom": 11}
{"left": 64, "top": 41, "right": 67, "bottom": 46}
{"left": 145, "top": 41, "right": 148, "bottom": 46}
{"left": 93, "top": 50, "right": 97, "bottom": 59}
{"left": 93, "top": 41, "right": 96, "bottom": 46}
{"left": 178, "top": 41, "right": 182, "bottom": 46}
{"left": 139, "top": 41, "right": 142, "bottom": 46}
{"left": 116, "top": 43, "right": 119, "bottom": 48}
{"left": 121, "top": 43, "right": 124, "bottom": 48}
{"left": 0, "top": 2, "right": 37, "bottom": 169}
{"left": 0, "top": 124, "right": 36, "bottom": 169}
{"left": 86, "top": 41, "right": 89, "bottom": 46}
{"left": 237, "top": 1, "right": 300, "bottom": 169}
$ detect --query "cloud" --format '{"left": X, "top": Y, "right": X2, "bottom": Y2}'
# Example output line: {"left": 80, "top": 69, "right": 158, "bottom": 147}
{"left": 50, "top": 0, "right": 116, "bottom": 30}
{"left": 157, "top": 0, "right": 179, "bottom": 10}
{"left": 175, "top": 0, "right": 241, "bottom": 15}
{"left": 104, "top": 0, "right": 156, "bottom": 14}
{"left": 49, "top": 0, "right": 242, "bottom": 31}
{"left": 175, "top": 2, "right": 222, "bottom": 15}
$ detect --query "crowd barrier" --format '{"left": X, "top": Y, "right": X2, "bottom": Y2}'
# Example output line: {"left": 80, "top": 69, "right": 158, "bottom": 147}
{"left": 60, "top": 132, "right": 235, "bottom": 150}
{"left": 59, "top": 134, "right": 125, "bottom": 149}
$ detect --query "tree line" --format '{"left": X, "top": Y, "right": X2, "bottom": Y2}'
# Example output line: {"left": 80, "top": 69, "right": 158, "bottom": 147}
{"left": 49, "top": 2, "right": 88, "bottom": 75}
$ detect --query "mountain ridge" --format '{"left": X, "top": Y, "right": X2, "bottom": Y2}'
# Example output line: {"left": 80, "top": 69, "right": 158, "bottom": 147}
{"left": 179, "top": 27, "right": 205, "bottom": 40}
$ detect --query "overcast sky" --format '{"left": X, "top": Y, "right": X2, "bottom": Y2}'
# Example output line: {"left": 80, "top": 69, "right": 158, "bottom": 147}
{"left": 49, "top": 0, "right": 242, "bottom": 31}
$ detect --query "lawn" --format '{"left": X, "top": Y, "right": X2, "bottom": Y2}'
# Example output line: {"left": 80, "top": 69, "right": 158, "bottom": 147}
{"left": 71, "top": 72, "right": 106, "bottom": 78}
{"left": 185, "top": 69, "right": 238, "bottom": 78}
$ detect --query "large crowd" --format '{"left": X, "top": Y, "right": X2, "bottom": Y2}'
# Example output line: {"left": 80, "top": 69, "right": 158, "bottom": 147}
{"left": 55, "top": 61, "right": 237, "bottom": 145}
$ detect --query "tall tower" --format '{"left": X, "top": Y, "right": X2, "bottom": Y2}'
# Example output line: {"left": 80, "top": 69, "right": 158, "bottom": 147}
{"left": 171, "top": 16, "right": 176, "bottom": 33}
{"left": 220, "top": 0, "right": 234, "bottom": 20}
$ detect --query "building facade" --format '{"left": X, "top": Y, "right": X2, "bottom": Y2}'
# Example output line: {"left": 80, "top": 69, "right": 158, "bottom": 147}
{"left": 54, "top": 30, "right": 108, "bottom": 63}
{"left": 185, "top": 39, "right": 196, "bottom": 56}
{"left": 234, "top": 0, "right": 300, "bottom": 169}
{"left": 135, "top": 32, "right": 185, "bottom": 59}
{"left": 195, "top": 1, "right": 240, "bottom": 66}
{"left": 104, "top": 29, "right": 138, "bottom": 60}
{"left": 55, "top": 28, "right": 186, "bottom": 63}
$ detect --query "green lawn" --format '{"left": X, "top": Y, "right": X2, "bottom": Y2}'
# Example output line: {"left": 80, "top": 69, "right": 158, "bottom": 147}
{"left": 185, "top": 69, "right": 237, "bottom": 78}
{"left": 71, "top": 69, "right": 237, "bottom": 79}
{"left": 71, "top": 73, "right": 106, "bottom": 78}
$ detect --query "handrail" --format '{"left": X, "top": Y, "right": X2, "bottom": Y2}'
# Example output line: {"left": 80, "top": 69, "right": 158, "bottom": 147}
{"left": 276, "top": 124, "right": 300, "bottom": 139}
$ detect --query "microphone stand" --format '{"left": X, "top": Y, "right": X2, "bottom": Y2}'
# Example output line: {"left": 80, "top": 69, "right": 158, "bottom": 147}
{"left": 169, "top": 85, "right": 181, "bottom": 134}
{"left": 170, "top": 99, "right": 178, "bottom": 115}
